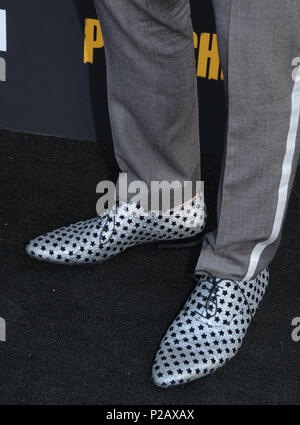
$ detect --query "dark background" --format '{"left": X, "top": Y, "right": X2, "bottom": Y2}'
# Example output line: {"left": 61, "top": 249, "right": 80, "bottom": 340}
{"left": 0, "top": 0, "right": 226, "bottom": 155}
{"left": 1, "top": 129, "right": 300, "bottom": 405}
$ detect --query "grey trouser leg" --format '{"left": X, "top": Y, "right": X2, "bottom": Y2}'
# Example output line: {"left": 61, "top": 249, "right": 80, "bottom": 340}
{"left": 197, "top": 0, "right": 300, "bottom": 280}
{"left": 93, "top": 0, "right": 201, "bottom": 194}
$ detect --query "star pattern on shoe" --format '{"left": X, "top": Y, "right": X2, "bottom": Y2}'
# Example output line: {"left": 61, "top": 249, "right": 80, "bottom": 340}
{"left": 25, "top": 196, "right": 206, "bottom": 265}
{"left": 152, "top": 268, "right": 269, "bottom": 387}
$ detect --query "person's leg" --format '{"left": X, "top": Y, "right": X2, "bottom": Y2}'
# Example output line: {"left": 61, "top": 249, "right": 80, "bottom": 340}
{"left": 25, "top": 0, "right": 206, "bottom": 265}
{"left": 93, "top": 0, "right": 201, "bottom": 197}
{"left": 197, "top": 0, "right": 300, "bottom": 281}
{"left": 152, "top": 0, "right": 300, "bottom": 387}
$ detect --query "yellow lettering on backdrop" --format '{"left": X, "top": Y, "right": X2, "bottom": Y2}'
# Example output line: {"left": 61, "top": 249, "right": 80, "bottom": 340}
{"left": 194, "top": 32, "right": 223, "bottom": 81}
{"left": 83, "top": 20, "right": 223, "bottom": 81}
{"left": 193, "top": 31, "right": 198, "bottom": 49}
{"left": 84, "top": 18, "right": 104, "bottom": 64}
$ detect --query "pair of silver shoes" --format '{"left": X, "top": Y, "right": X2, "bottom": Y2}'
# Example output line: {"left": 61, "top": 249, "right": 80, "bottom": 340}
{"left": 25, "top": 196, "right": 269, "bottom": 387}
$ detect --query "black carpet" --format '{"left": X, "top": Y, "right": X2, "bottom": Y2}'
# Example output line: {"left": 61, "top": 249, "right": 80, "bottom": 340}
{"left": 1, "top": 128, "right": 300, "bottom": 405}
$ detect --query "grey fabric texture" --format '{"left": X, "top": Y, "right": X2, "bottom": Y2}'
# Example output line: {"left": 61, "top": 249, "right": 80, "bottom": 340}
{"left": 197, "top": 0, "right": 300, "bottom": 280}
{"left": 93, "top": 0, "right": 201, "bottom": 189}
{"left": 94, "top": 0, "right": 300, "bottom": 281}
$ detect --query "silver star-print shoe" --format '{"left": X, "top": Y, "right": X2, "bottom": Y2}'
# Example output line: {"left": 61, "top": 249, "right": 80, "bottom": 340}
{"left": 25, "top": 197, "right": 206, "bottom": 265}
{"left": 152, "top": 268, "right": 269, "bottom": 387}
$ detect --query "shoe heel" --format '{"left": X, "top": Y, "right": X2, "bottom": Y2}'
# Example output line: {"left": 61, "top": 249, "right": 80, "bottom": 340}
{"left": 157, "top": 235, "right": 203, "bottom": 249}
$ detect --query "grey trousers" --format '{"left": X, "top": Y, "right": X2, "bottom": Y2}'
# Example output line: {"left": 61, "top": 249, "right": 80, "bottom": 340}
{"left": 94, "top": 0, "right": 300, "bottom": 281}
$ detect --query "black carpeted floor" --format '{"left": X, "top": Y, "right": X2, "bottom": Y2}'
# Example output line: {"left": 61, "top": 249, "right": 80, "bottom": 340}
{"left": 1, "top": 128, "right": 300, "bottom": 405}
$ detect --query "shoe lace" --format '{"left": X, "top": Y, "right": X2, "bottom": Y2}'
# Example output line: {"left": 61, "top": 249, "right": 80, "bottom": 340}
{"left": 192, "top": 271, "right": 254, "bottom": 320}
{"left": 98, "top": 203, "right": 119, "bottom": 247}
{"left": 98, "top": 201, "right": 147, "bottom": 247}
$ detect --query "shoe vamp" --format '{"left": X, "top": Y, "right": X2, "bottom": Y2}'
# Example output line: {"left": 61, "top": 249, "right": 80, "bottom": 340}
{"left": 156, "top": 320, "right": 243, "bottom": 378}
{"left": 34, "top": 217, "right": 105, "bottom": 257}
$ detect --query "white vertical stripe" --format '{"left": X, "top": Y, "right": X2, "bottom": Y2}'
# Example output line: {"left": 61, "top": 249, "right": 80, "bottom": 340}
{"left": 0, "top": 10, "right": 6, "bottom": 52}
{"left": 243, "top": 77, "right": 300, "bottom": 281}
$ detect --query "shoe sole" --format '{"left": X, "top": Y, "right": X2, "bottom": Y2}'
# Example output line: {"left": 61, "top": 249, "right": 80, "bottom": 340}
{"left": 25, "top": 234, "right": 204, "bottom": 266}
